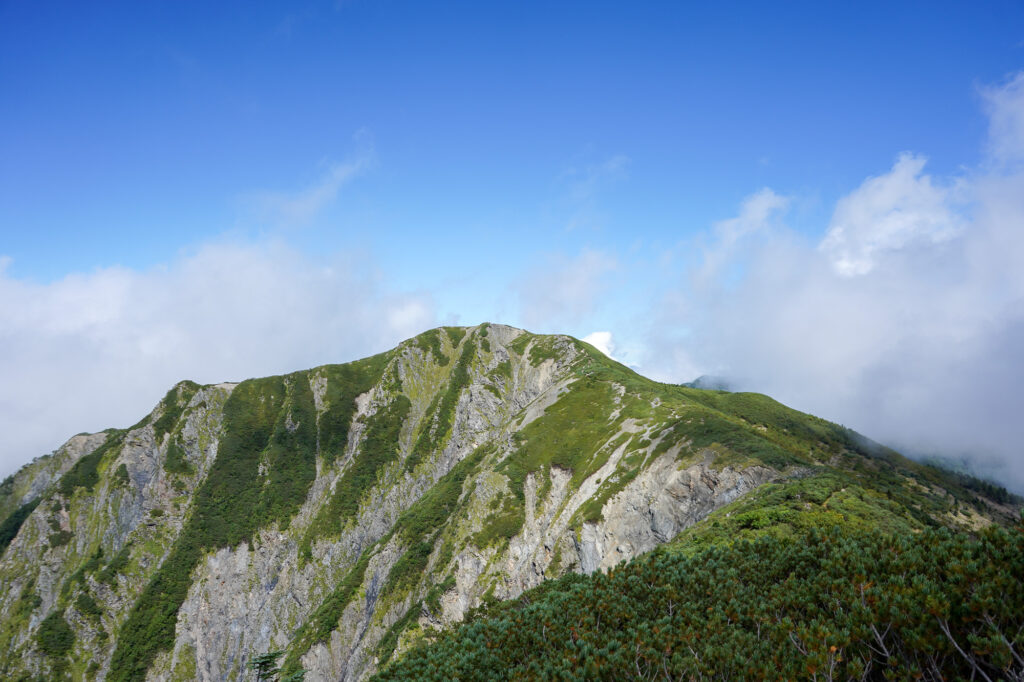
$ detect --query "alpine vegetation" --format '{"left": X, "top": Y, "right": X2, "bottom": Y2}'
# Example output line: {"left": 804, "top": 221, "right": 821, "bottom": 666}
{"left": 0, "top": 324, "right": 1018, "bottom": 681}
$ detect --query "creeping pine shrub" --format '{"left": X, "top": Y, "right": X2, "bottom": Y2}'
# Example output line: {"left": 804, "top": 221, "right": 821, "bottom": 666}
{"left": 373, "top": 522, "right": 1024, "bottom": 681}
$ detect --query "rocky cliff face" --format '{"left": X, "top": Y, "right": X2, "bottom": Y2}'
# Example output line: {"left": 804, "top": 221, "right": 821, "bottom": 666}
{"left": 0, "top": 324, "right": 1014, "bottom": 681}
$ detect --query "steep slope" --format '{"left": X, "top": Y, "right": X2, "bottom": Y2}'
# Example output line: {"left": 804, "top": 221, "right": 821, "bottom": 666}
{"left": 0, "top": 324, "right": 1017, "bottom": 681}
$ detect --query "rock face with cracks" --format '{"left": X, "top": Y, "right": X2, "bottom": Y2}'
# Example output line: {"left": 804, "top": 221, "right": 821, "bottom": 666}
{"left": 0, "top": 324, "right": 1015, "bottom": 681}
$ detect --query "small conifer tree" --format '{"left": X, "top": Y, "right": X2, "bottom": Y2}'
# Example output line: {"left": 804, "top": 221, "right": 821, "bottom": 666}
{"left": 248, "top": 650, "right": 283, "bottom": 681}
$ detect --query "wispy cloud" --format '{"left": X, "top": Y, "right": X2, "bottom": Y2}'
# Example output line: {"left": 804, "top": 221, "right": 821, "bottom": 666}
{"left": 246, "top": 134, "right": 375, "bottom": 227}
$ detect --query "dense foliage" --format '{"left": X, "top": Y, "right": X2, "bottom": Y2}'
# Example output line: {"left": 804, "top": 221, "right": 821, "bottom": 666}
{"left": 374, "top": 522, "right": 1024, "bottom": 681}
{"left": 0, "top": 498, "right": 39, "bottom": 557}
{"left": 35, "top": 610, "right": 74, "bottom": 658}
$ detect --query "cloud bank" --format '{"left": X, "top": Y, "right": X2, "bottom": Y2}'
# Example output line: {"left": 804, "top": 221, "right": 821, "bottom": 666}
{"left": 0, "top": 242, "right": 435, "bottom": 476}
{"left": 650, "top": 72, "right": 1024, "bottom": 492}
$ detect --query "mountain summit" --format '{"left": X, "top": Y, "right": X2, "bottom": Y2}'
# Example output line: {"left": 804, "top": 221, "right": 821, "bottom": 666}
{"left": 0, "top": 324, "right": 1018, "bottom": 680}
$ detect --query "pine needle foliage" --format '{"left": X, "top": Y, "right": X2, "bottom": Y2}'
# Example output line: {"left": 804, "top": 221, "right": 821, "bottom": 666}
{"left": 374, "top": 522, "right": 1024, "bottom": 681}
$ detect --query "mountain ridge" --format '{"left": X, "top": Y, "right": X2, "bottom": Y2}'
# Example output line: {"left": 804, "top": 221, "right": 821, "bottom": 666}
{"left": 0, "top": 323, "right": 1018, "bottom": 681}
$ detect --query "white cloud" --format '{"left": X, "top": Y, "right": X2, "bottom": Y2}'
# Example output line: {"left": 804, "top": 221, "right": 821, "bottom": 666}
{"left": 645, "top": 72, "right": 1024, "bottom": 492}
{"left": 820, "top": 153, "right": 962, "bottom": 276}
{"left": 0, "top": 241, "right": 435, "bottom": 477}
{"left": 516, "top": 249, "right": 618, "bottom": 331}
{"left": 582, "top": 331, "right": 616, "bottom": 359}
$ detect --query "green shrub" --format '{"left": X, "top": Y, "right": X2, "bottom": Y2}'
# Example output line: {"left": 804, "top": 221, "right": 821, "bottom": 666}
{"left": 152, "top": 381, "right": 199, "bottom": 443}
{"left": 374, "top": 522, "right": 1024, "bottom": 681}
{"left": 412, "top": 329, "right": 449, "bottom": 366}
{"left": 57, "top": 430, "right": 124, "bottom": 497}
{"left": 0, "top": 498, "right": 39, "bottom": 557}
{"left": 164, "top": 439, "right": 191, "bottom": 475}
{"left": 442, "top": 326, "right": 466, "bottom": 347}
{"left": 75, "top": 592, "right": 102, "bottom": 620}
{"left": 48, "top": 530, "right": 73, "bottom": 548}
{"left": 36, "top": 611, "right": 74, "bottom": 658}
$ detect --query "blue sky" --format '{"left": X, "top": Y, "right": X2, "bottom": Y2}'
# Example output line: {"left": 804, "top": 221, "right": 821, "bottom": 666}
{"left": 3, "top": 1, "right": 1019, "bottom": 282}
{"left": 2, "top": 1, "right": 1024, "bottom": 488}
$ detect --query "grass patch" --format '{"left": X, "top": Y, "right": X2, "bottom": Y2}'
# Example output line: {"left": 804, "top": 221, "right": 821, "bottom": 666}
{"left": 490, "top": 360, "right": 512, "bottom": 384}
{"left": 524, "top": 336, "right": 561, "bottom": 367}
{"left": 498, "top": 378, "right": 622, "bottom": 499}
{"left": 506, "top": 333, "right": 532, "bottom": 357}
{"left": 472, "top": 497, "right": 524, "bottom": 548}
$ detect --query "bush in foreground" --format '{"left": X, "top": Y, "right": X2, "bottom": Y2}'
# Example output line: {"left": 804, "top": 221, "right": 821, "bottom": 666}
{"left": 375, "top": 522, "right": 1024, "bottom": 681}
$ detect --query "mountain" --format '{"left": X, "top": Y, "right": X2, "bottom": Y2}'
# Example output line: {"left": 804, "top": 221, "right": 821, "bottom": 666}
{"left": 0, "top": 324, "right": 1019, "bottom": 681}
